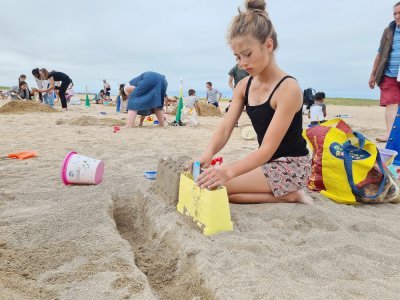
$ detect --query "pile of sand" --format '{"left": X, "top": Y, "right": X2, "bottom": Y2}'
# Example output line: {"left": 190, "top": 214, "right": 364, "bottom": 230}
{"left": 169, "top": 102, "right": 221, "bottom": 117}
{"left": 0, "top": 101, "right": 57, "bottom": 114}
{"left": 197, "top": 102, "right": 221, "bottom": 116}
{"left": 68, "top": 116, "right": 126, "bottom": 126}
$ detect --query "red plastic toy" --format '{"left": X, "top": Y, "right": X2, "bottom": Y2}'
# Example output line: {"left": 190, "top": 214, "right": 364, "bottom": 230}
{"left": 211, "top": 156, "right": 223, "bottom": 166}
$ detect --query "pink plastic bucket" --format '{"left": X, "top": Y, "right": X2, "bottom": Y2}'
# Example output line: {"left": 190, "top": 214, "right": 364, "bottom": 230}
{"left": 61, "top": 152, "right": 104, "bottom": 185}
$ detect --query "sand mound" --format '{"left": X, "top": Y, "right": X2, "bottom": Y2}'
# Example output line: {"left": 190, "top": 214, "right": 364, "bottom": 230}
{"left": 197, "top": 102, "right": 221, "bottom": 116}
{"left": 0, "top": 101, "right": 57, "bottom": 114}
{"left": 153, "top": 157, "right": 189, "bottom": 205}
{"left": 68, "top": 116, "right": 126, "bottom": 126}
{"left": 169, "top": 102, "right": 221, "bottom": 117}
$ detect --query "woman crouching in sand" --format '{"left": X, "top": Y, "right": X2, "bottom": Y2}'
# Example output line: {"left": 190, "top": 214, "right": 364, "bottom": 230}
{"left": 192, "top": 0, "right": 313, "bottom": 205}
{"left": 124, "top": 71, "right": 168, "bottom": 127}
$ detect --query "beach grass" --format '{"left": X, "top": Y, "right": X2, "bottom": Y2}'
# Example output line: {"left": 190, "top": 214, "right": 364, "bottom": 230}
{"left": 0, "top": 86, "right": 9, "bottom": 90}
{"left": 325, "top": 97, "right": 378, "bottom": 106}
{"left": 200, "top": 97, "right": 378, "bottom": 106}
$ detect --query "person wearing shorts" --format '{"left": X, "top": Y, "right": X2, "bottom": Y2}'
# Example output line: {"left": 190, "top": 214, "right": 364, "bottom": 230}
{"left": 191, "top": 0, "right": 313, "bottom": 205}
{"left": 124, "top": 71, "right": 168, "bottom": 127}
{"left": 369, "top": 2, "right": 400, "bottom": 142}
{"left": 205, "top": 82, "right": 222, "bottom": 112}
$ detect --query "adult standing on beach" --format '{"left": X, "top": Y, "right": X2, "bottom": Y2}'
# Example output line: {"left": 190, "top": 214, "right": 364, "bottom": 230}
{"left": 39, "top": 69, "right": 72, "bottom": 111}
{"left": 191, "top": 0, "right": 313, "bottom": 204}
{"left": 103, "top": 79, "right": 111, "bottom": 97}
{"left": 124, "top": 71, "right": 168, "bottom": 127}
{"left": 369, "top": 2, "right": 400, "bottom": 143}
{"left": 205, "top": 82, "right": 222, "bottom": 113}
{"left": 228, "top": 63, "right": 249, "bottom": 90}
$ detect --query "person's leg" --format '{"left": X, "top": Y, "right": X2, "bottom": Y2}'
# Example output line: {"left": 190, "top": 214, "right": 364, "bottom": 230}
{"left": 48, "top": 92, "right": 54, "bottom": 107}
{"left": 139, "top": 116, "right": 145, "bottom": 126}
{"left": 385, "top": 104, "right": 398, "bottom": 137}
{"left": 154, "top": 108, "right": 165, "bottom": 126}
{"left": 225, "top": 167, "right": 313, "bottom": 204}
{"left": 126, "top": 110, "right": 138, "bottom": 127}
{"left": 59, "top": 82, "right": 69, "bottom": 109}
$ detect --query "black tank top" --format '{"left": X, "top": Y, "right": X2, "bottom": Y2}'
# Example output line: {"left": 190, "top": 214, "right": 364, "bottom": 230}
{"left": 245, "top": 76, "right": 308, "bottom": 161}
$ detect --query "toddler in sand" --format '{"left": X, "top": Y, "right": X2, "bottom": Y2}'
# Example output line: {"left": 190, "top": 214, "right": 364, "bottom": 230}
{"left": 191, "top": 0, "right": 313, "bottom": 205}
{"left": 181, "top": 89, "right": 199, "bottom": 126}
{"left": 308, "top": 92, "right": 327, "bottom": 125}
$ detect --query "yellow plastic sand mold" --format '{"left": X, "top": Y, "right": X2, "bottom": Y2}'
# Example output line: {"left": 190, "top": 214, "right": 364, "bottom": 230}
{"left": 177, "top": 172, "right": 233, "bottom": 236}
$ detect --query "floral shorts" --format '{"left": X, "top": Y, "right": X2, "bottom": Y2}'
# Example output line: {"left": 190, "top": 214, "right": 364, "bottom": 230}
{"left": 262, "top": 156, "right": 311, "bottom": 197}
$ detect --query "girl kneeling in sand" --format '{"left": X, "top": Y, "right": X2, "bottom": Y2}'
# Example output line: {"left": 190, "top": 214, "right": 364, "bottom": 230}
{"left": 124, "top": 71, "right": 168, "bottom": 127}
{"left": 192, "top": 0, "right": 313, "bottom": 205}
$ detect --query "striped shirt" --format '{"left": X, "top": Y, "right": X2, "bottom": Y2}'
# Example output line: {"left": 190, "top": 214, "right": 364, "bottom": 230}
{"left": 384, "top": 26, "right": 400, "bottom": 77}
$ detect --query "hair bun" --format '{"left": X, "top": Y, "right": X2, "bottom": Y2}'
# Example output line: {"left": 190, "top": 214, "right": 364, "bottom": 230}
{"left": 245, "top": 0, "right": 266, "bottom": 11}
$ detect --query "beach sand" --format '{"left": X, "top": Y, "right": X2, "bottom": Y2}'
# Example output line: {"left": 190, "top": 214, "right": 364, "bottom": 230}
{"left": 1, "top": 98, "right": 400, "bottom": 299}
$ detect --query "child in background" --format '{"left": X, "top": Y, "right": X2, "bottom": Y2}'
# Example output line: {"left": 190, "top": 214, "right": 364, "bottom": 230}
{"left": 17, "top": 81, "right": 32, "bottom": 100}
{"left": 65, "top": 83, "right": 75, "bottom": 102}
{"left": 181, "top": 88, "right": 199, "bottom": 125}
{"left": 308, "top": 92, "right": 327, "bottom": 125}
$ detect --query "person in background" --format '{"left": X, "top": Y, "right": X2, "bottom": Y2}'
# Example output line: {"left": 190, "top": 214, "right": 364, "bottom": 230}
{"left": 32, "top": 68, "right": 53, "bottom": 107}
{"left": 369, "top": 2, "right": 400, "bottom": 142}
{"left": 124, "top": 71, "right": 168, "bottom": 127}
{"left": 205, "top": 81, "right": 222, "bottom": 113}
{"left": 308, "top": 92, "right": 327, "bottom": 125}
{"left": 103, "top": 79, "right": 111, "bottom": 97}
{"left": 39, "top": 69, "right": 72, "bottom": 110}
{"left": 228, "top": 63, "right": 249, "bottom": 90}
{"left": 32, "top": 68, "right": 44, "bottom": 103}
{"left": 181, "top": 88, "right": 199, "bottom": 125}
{"left": 65, "top": 82, "right": 75, "bottom": 102}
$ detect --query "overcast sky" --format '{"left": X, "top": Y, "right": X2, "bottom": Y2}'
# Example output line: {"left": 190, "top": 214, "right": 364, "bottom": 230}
{"left": 0, "top": 0, "right": 397, "bottom": 99}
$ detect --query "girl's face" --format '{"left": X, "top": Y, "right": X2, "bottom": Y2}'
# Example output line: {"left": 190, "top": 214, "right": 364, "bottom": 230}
{"left": 21, "top": 84, "right": 27, "bottom": 90}
{"left": 39, "top": 70, "right": 46, "bottom": 79}
{"left": 231, "top": 35, "right": 274, "bottom": 76}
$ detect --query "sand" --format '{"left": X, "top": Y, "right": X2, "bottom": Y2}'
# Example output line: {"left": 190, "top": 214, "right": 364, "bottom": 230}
{"left": 1, "top": 98, "right": 400, "bottom": 299}
{"left": 0, "top": 100, "right": 57, "bottom": 114}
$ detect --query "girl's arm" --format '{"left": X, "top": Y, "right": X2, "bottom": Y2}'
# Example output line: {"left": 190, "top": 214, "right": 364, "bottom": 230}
{"left": 41, "top": 77, "right": 55, "bottom": 93}
{"left": 196, "top": 78, "right": 247, "bottom": 165}
{"left": 198, "top": 79, "right": 302, "bottom": 189}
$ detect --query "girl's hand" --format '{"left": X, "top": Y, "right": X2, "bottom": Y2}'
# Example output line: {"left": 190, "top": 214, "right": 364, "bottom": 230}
{"left": 196, "top": 165, "right": 232, "bottom": 189}
{"left": 186, "top": 153, "right": 213, "bottom": 173}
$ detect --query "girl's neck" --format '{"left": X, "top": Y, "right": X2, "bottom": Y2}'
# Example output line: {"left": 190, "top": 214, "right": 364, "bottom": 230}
{"left": 256, "top": 57, "right": 285, "bottom": 83}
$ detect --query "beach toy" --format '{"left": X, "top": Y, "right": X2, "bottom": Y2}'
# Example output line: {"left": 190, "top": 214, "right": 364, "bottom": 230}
{"left": 386, "top": 106, "right": 400, "bottom": 166}
{"left": 146, "top": 116, "right": 154, "bottom": 122}
{"left": 144, "top": 171, "right": 157, "bottom": 180}
{"left": 61, "top": 152, "right": 104, "bottom": 185}
{"left": 211, "top": 156, "right": 223, "bottom": 166}
{"left": 153, "top": 120, "right": 159, "bottom": 125}
{"left": 334, "top": 114, "right": 352, "bottom": 118}
{"left": 1, "top": 151, "right": 38, "bottom": 160}
{"left": 241, "top": 126, "right": 257, "bottom": 140}
{"left": 69, "top": 97, "right": 81, "bottom": 105}
{"left": 103, "top": 101, "right": 110, "bottom": 105}
{"left": 116, "top": 96, "right": 121, "bottom": 113}
{"left": 192, "top": 161, "right": 201, "bottom": 181}
{"left": 177, "top": 172, "right": 233, "bottom": 235}
{"left": 378, "top": 148, "right": 398, "bottom": 166}
{"left": 388, "top": 165, "right": 400, "bottom": 180}
{"left": 113, "top": 125, "right": 120, "bottom": 133}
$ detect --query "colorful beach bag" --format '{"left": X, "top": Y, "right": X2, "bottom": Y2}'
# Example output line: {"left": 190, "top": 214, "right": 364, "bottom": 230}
{"left": 177, "top": 172, "right": 233, "bottom": 235}
{"left": 304, "top": 118, "right": 400, "bottom": 204}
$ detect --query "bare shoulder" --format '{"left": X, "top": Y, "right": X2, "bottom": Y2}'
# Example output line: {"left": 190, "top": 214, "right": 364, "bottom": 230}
{"left": 273, "top": 77, "right": 302, "bottom": 109}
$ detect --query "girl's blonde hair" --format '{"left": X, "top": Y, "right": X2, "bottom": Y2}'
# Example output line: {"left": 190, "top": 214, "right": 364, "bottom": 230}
{"left": 39, "top": 68, "right": 49, "bottom": 79}
{"left": 228, "top": 0, "right": 278, "bottom": 50}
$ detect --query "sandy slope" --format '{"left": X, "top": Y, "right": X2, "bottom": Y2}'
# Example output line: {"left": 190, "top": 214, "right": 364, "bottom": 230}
{"left": 1, "top": 99, "right": 399, "bottom": 299}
